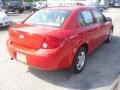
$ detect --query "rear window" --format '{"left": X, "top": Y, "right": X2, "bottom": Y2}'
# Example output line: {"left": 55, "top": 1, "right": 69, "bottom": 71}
{"left": 24, "top": 9, "right": 70, "bottom": 27}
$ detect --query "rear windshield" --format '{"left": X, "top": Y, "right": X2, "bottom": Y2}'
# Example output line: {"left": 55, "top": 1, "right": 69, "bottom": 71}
{"left": 24, "top": 9, "right": 70, "bottom": 27}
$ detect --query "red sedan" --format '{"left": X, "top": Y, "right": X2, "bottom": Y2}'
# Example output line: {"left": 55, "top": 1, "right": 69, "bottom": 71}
{"left": 7, "top": 6, "right": 113, "bottom": 73}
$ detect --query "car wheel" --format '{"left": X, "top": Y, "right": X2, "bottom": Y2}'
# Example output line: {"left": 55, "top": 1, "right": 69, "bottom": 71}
{"left": 106, "top": 29, "right": 113, "bottom": 43}
{"left": 71, "top": 47, "right": 87, "bottom": 73}
{"left": 15, "top": 9, "right": 19, "bottom": 14}
{"left": 19, "top": 10, "right": 24, "bottom": 13}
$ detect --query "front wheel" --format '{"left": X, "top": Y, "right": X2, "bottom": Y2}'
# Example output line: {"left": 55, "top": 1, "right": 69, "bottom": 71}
{"left": 106, "top": 29, "right": 113, "bottom": 43}
{"left": 15, "top": 9, "right": 19, "bottom": 14}
{"left": 71, "top": 47, "right": 87, "bottom": 73}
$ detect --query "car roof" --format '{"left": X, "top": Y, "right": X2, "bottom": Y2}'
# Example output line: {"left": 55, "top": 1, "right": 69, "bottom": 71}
{"left": 45, "top": 6, "right": 93, "bottom": 11}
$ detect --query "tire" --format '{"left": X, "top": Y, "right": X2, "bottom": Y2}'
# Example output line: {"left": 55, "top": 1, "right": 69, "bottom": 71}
{"left": 15, "top": 9, "right": 19, "bottom": 14}
{"left": 106, "top": 29, "right": 113, "bottom": 43}
{"left": 71, "top": 47, "right": 87, "bottom": 73}
{"left": 19, "top": 9, "right": 24, "bottom": 13}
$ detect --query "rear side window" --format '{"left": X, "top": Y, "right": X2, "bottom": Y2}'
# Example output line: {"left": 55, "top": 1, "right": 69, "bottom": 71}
{"left": 92, "top": 10, "right": 105, "bottom": 23}
{"left": 81, "top": 10, "right": 94, "bottom": 25}
{"left": 78, "top": 14, "right": 85, "bottom": 26}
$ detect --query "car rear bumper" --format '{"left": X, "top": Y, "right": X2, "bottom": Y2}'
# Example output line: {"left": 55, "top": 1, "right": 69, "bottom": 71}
{"left": 7, "top": 39, "right": 70, "bottom": 70}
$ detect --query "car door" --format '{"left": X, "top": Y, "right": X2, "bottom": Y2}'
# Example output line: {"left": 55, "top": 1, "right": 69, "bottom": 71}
{"left": 79, "top": 10, "right": 101, "bottom": 52}
{"left": 92, "top": 9, "right": 108, "bottom": 43}
{"left": 69, "top": 9, "right": 98, "bottom": 54}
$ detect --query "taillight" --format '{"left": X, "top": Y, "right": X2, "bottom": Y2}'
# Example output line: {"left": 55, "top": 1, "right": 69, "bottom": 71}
{"left": 41, "top": 36, "right": 60, "bottom": 49}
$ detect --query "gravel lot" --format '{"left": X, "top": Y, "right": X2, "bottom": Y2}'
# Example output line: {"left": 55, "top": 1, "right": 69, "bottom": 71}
{"left": 0, "top": 8, "right": 120, "bottom": 90}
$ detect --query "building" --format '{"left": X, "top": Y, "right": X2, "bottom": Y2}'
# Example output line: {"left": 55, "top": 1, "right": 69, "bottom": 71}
{"left": 46, "top": 0, "right": 115, "bottom": 6}
{"left": 46, "top": 0, "right": 100, "bottom": 6}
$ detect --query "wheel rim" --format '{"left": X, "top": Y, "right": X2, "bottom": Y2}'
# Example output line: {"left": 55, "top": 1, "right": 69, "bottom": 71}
{"left": 76, "top": 51, "right": 86, "bottom": 70}
{"left": 15, "top": 10, "right": 19, "bottom": 14}
{"left": 109, "top": 30, "right": 113, "bottom": 41}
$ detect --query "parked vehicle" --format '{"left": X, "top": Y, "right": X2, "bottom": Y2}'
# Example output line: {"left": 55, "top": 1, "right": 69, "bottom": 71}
{"left": 113, "top": 2, "right": 120, "bottom": 8}
{"left": 32, "top": 2, "right": 41, "bottom": 12}
{"left": 32, "top": 1, "right": 47, "bottom": 12}
{"left": 0, "top": 8, "right": 9, "bottom": 27}
{"left": 0, "top": 0, "right": 8, "bottom": 13}
{"left": 8, "top": 1, "right": 24, "bottom": 14}
{"left": 7, "top": 6, "right": 113, "bottom": 73}
{"left": 102, "top": 4, "right": 109, "bottom": 10}
{"left": 24, "top": 2, "right": 33, "bottom": 12}
{"left": 87, "top": 2, "right": 105, "bottom": 11}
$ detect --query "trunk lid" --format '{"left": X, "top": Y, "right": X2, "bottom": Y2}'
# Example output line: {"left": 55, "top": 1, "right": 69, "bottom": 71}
{"left": 9, "top": 24, "right": 60, "bottom": 49}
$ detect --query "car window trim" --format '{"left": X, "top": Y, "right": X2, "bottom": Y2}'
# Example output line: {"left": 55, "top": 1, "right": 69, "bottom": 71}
{"left": 78, "top": 13, "right": 86, "bottom": 27}
{"left": 80, "top": 9, "right": 95, "bottom": 26}
{"left": 91, "top": 9, "right": 106, "bottom": 24}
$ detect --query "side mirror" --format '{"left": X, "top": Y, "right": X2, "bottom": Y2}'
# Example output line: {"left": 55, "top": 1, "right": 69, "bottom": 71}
{"left": 106, "top": 17, "right": 112, "bottom": 22}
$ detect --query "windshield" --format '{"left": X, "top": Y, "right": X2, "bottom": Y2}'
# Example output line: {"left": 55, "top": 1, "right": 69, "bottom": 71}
{"left": 10, "top": 1, "right": 22, "bottom": 6}
{"left": 24, "top": 9, "right": 70, "bottom": 27}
